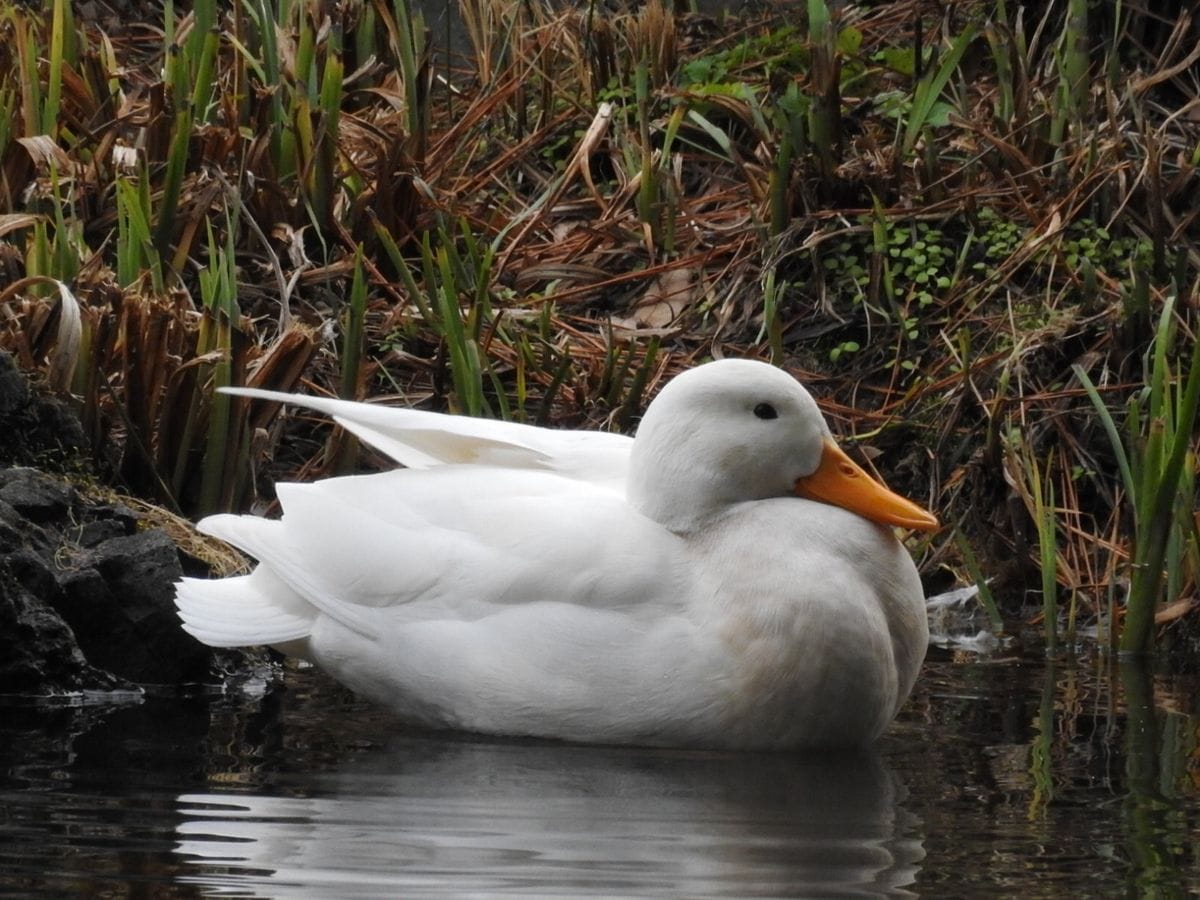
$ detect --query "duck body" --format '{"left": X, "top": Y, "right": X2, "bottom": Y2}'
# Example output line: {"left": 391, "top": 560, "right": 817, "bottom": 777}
{"left": 176, "top": 360, "right": 937, "bottom": 749}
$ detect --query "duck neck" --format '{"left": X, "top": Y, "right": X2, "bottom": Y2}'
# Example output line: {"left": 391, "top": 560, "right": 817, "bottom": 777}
{"left": 627, "top": 444, "right": 733, "bottom": 534}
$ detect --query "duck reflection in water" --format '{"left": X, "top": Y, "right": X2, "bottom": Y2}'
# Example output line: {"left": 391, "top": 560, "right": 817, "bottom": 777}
{"left": 175, "top": 735, "right": 924, "bottom": 897}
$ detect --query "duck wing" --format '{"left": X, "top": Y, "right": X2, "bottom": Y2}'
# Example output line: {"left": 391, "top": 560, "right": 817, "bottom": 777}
{"left": 177, "top": 465, "right": 687, "bottom": 648}
{"left": 222, "top": 387, "right": 632, "bottom": 487}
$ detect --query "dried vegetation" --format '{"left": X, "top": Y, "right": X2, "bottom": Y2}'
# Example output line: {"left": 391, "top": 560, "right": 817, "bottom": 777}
{"left": 0, "top": 0, "right": 1198, "bottom": 653}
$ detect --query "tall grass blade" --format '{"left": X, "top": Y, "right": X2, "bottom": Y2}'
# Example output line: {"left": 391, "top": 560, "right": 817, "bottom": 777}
{"left": 1027, "top": 448, "right": 1058, "bottom": 653}
{"left": 190, "top": 23, "right": 220, "bottom": 126}
{"left": 1073, "top": 365, "right": 1135, "bottom": 501}
{"left": 388, "top": 0, "right": 428, "bottom": 159}
{"left": 341, "top": 246, "right": 367, "bottom": 402}
{"left": 14, "top": 14, "right": 43, "bottom": 137}
{"left": 154, "top": 42, "right": 192, "bottom": 259}
{"left": 435, "top": 243, "right": 484, "bottom": 416}
{"left": 44, "top": 0, "right": 69, "bottom": 138}
{"left": 1121, "top": 300, "right": 1200, "bottom": 655}
{"left": 311, "top": 23, "right": 344, "bottom": 229}
{"left": 806, "top": 0, "right": 839, "bottom": 178}
{"left": 1059, "top": 0, "right": 1089, "bottom": 123}
{"left": 953, "top": 532, "right": 1005, "bottom": 633}
{"left": 197, "top": 313, "right": 235, "bottom": 516}
{"left": 1079, "top": 293, "right": 1200, "bottom": 654}
{"left": 901, "top": 24, "right": 976, "bottom": 157}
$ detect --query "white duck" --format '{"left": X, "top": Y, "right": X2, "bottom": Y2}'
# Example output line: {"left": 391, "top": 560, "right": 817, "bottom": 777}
{"left": 176, "top": 359, "right": 938, "bottom": 749}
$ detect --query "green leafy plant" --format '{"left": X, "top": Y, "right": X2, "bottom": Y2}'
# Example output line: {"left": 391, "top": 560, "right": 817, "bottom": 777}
{"left": 889, "top": 222, "right": 954, "bottom": 309}
{"left": 193, "top": 210, "right": 244, "bottom": 515}
{"left": 1074, "top": 292, "right": 1200, "bottom": 655}
{"left": 384, "top": 220, "right": 494, "bottom": 417}
{"left": 115, "top": 164, "right": 164, "bottom": 293}
{"left": 828, "top": 340, "right": 859, "bottom": 363}
{"left": 899, "top": 24, "right": 977, "bottom": 159}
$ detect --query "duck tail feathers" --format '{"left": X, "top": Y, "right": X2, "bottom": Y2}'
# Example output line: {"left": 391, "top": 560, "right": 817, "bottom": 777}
{"left": 175, "top": 571, "right": 315, "bottom": 649}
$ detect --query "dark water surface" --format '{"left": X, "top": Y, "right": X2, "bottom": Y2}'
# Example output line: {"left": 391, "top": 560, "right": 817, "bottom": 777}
{"left": 2, "top": 653, "right": 1197, "bottom": 897}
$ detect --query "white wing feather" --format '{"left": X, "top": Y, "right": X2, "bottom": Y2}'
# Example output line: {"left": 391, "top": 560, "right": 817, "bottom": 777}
{"left": 183, "top": 466, "right": 688, "bottom": 645}
{"left": 221, "top": 387, "right": 631, "bottom": 486}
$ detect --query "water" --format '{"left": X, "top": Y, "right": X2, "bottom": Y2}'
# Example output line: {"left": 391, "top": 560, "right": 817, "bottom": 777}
{"left": 2, "top": 651, "right": 1197, "bottom": 897}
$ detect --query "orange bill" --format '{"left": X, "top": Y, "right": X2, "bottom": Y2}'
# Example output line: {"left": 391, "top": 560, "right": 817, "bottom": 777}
{"left": 795, "top": 438, "right": 940, "bottom": 531}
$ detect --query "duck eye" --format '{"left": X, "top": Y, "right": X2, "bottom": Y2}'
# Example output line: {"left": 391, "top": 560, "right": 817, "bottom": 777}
{"left": 753, "top": 402, "right": 778, "bottom": 420}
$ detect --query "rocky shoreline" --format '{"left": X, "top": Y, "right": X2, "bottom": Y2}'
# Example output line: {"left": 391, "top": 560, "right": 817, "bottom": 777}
{"left": 0, "top": 352, "right": 234, "bottom": 697}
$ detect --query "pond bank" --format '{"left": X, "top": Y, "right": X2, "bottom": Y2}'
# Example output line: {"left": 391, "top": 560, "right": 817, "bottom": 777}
{"left": 0, "top": 351, "right": 236, "bottom": 696}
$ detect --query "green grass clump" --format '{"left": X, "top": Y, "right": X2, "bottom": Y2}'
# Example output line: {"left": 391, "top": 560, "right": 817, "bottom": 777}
{"left": 1075, "top": 293, "right": 1200, "bottom": 655}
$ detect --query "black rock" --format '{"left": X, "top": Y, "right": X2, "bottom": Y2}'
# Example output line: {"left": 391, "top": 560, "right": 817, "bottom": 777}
{"left": 0, "top": 355, "right": 238, "bottom": 697}
{"left": 0, "top": 352, "right": 30, "bottom": 416}
{"left": 75, "top": 517, "right": 131, "bottom": 548}
{"left": 0, "top": 498, "right": 53, "bottom": 556}
{"left": 0, "top": 352, "right": 87, "bottom": 468}
{"left": 0, "top": 477, "right": 225, "bottom": 693}
{"left": 0, "top": 466, "right": 75, "bottom": 524}
{"left": 0, "top": 564, "right": 128, "bottom": 695}
{"left": 59, "top": 530, "right": 213, "bottom": 685}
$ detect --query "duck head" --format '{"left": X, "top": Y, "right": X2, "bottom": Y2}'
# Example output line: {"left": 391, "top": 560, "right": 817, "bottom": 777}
{"left": 627, "top": 359, "right": 939, "bottom": 534}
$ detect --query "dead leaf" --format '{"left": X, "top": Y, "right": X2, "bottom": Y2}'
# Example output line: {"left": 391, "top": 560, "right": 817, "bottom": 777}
{"left": 615, "top": 265, "right": 699, "bottom": 330}
{"left": 0, "top": 213, "right": 45, "bottom": 239}
{"left": 17, "top": 136, "right": 73, "bottom": 172}
{"left": 48, "top": 281, "right": 82, "bottom": 393}
{"left": 1154, "top": 597, "right": 1198, "bottom": 625}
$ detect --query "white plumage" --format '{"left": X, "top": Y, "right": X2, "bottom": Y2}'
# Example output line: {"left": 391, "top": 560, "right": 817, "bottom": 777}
{"left": 176, "top": 359, "right": 938, "bottom": 749}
